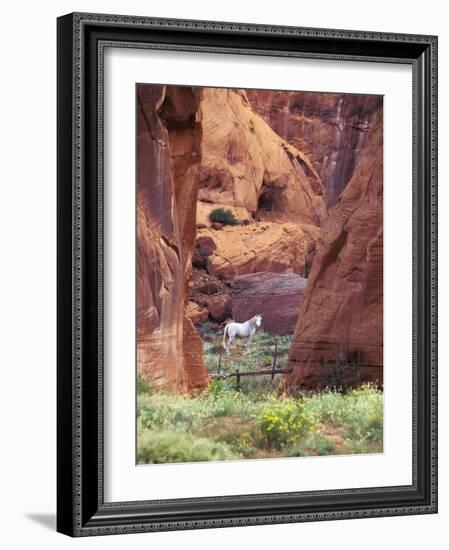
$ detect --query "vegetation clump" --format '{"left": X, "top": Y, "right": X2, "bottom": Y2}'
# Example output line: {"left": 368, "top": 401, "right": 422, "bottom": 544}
{"left": 303, "top": 385, "right": 383, "bottom": 453}
{"left": 137, "top": 380, "right": 383, "bottom": 463}
{"left": 138, "top": 430, "right": 236, "bottom": 464}
{"left": 259, "top": 398, "right": 315, "bottom": 448}
{"left": 209, "top": 207, "right": 240, "bottom": 226}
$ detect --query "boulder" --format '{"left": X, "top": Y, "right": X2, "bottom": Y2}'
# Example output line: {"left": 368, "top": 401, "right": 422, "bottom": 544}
{"left": 187, "top": 268, "right": 231, "bottom": 323}
{"left": 284, "top": 113, "right": 384, "bottom": 390}
{"left": 196, "top": 235, "right": 217, "bottom": 255}
{"left": 232, "top": 272, "right": 307, "bottom": 335}
{"left": 188, "top": 268, "right": 228, "bottom": 299}
{"left": 186, "top": 301, "right": 209, "bottom": 325}
{"left": 203, "top": 292, "right": 232, "bottom": 323}
{"left": 192, "top": 235, "right": 217, "bottom": 268}
{"left": 199, "top": 222, "right": 319, "bottom": 283}
{"left": 192, "top": 248, "right": 207, "bottom": 269}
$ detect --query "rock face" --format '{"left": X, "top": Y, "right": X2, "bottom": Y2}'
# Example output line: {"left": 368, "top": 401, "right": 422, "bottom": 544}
{"left": 184, "top": 89, "right": 326, "bottom": 325}
{"left": 246, "top": 90, "right": 382, "bottom": 206}
{"left": 232, "top": 272, "right": 307, "bottom": 335}
{"left": 202, "top": 293, "right": 232, "bottom": 322}
{"left": 187, "top": 268, "right": 232, "bottom": 325}
{"left": 284, "top": 113, "right": 383, "bottom": 390}
{"left": 186, "top": 301, "right": 209, "bottom": 325}
{"left": 198, "top": 222, "right": 319, "bottom": 283}
{"left": 197, "top": 88, "right": 325, "bottom": 227}
{"left": 137, "top": 85, "right": 210, "bottom": 392}
{"left": 192, "top": 235, "right": 217, "bottom": 268}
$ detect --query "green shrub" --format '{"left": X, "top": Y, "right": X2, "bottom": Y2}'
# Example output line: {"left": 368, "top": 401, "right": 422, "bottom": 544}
{"left": 341, "top": 386, "right": 383, "bottom": 452}
{"left": 303, "top": 384, "right": 383, "bottom": 453}
{"left": 137, "top": 394, "right": 208, "bottom": 432}
{"left": 205, "top": 387, "right": 261, "bottom": 419}
{"left": 228, "top": 433, "right": 257, "bottom": 456}
{"left": 209, "top": 208, "right": 239, "bottom": 226}
{"left": 206, "top": 378, "right": 235, "bottom": 396}
{"left": 136, "top": 375, "right": 152, "bottom": 396}
{"left": 303, "top": 389, "right": 347, "bottom": 424}
{"left": 137, "top": 386, "right": 262, "bottom": 435}
{"left": 285, "top": 433, "right": 336, "bottom": 457}
{"left": 259, "top": 398, "right": 315, "bottom": 448}
{"left": 137, "top": 430, "right": 236, "bottom": 464}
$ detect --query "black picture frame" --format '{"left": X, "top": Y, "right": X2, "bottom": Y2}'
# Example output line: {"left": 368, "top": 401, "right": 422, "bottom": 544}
{"left": 57, "top": 12, "right": 438, "bottom": 537}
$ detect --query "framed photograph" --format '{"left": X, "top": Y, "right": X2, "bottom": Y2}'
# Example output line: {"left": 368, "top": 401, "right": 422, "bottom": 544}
{"left": 57, "top": 12, "right": 438, "bottom": 536}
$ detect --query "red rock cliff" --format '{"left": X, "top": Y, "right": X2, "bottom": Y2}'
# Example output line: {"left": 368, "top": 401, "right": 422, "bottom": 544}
{"left": 137, "top": 85, "right": 210, "bottom": 392}
{"left": 284, "top": 112, "right": 383, "bottom": 390}
{"left": 197, "top": 88, "right": 325, "bottom": 227}
{"left": 246, "top": 90, "right": 382, "bottom": 206}
{"left": 192, "top": 88, "right": 324, "bottom": 291}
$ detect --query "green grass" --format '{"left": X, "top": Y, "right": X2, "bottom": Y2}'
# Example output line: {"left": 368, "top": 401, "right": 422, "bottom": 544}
{"left": 137, "top": 384, "right": 262, "bottom": 434}
{"left": 303, "top": 385, "right": 384, "bottom": 453}
{"left": 137, "top": 380, "right": 383, "bottom": 463}
{"left": 203, "top": 329, "right": 291, "bottom": 396}
{"left": 138, "top": 430, "right": 237, "bottom": 464}
{"left": 286, "top": 433, "right": 337, "bottom": 457}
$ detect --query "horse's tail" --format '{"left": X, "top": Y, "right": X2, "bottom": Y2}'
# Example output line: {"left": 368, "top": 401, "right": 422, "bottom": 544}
{"left": 222, "top": 324, "right": 229, "bottom": 348}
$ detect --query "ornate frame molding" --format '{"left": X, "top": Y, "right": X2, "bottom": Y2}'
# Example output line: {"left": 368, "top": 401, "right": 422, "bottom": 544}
{"left": 57, "top": 12, "right": 438, "bottom": 537}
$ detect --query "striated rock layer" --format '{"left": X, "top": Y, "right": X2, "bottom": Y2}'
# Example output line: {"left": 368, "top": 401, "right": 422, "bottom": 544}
{"left": 284, "top": 113, "right": 384, "bottom": 390}
{"left": 232, "top": 272, "right": 307, "bottom": 335}
{"left": 137, "top": 85, "right": 210, "bottom": 392}
{"left": 246, "top": 90, "right": 383, "bottom": 206}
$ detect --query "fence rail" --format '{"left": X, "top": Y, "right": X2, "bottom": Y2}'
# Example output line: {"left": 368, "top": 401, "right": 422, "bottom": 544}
{"left": 211, "top": 338, "right": 382, "bottom": 391}
{"left": 211, "top": 368, "right": 292, "bottom": 391}
{"left": 212, "top": 338, "right": 292, "bottom": 390}
{"left": 319, "top": 352, "right": 383, "bottom": 388}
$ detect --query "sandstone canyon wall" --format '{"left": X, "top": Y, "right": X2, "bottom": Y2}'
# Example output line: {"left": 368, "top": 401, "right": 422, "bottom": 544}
{"left": 137, "top": 85, "right": 210, "bottom": 392}
{"left": 246, "top": 90, "right": 382, "bottom": 206}
{"left": 197, "top": 88, "right": 325, "bottom": 226}
{"left": 284, "top": 111, "right": 383, "bottom": 390}
{"left": 137, "top": 83, "right": 383, "bottom": 393}
{"left": 185, "top": 88, "right": 325, "bottom": 330}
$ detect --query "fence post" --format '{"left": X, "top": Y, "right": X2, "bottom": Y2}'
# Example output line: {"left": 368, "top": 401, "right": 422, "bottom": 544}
{"left": 235, "top": 369, "right": 241, "bottom": 392}
{"left": 356, "top": 350, "right": 361, "bottom": 386}
{"left": 271, "top": 339, "right": 278, "bottom": 380}
{"left": 217, "top": 350, "right": 222, "bottom": 376}
{"left": 337, "top": 341, "right": 344, "bottom": 388}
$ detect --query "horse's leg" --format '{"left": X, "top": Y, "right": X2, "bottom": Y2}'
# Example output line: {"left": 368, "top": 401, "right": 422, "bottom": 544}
{"left": 245, "top": 334, "right": 253, "bottom": 353}
{"left": 246, "top": 327, "right": 257, "bottom": 353}
{"left": 226, "top": 329, "right": 234, "bottom": 355}
{"left": 227, "top": 334, "right": 234, "bottom": 354}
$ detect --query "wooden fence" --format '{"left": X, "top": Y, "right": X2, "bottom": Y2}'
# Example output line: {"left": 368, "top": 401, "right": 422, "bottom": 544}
{"left": 211, "top": 339, "right": 292, "bottom": 391}
{"left": 210, "top": 339, "right": 381, "bottom": 391}
{"left": 319, "top": 352, "right": 383, "bottom": 389}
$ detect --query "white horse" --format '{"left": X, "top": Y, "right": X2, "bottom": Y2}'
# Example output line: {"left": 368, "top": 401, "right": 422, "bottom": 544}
{"left": 222, "top": 314, "right": 262, "bottom": 354}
